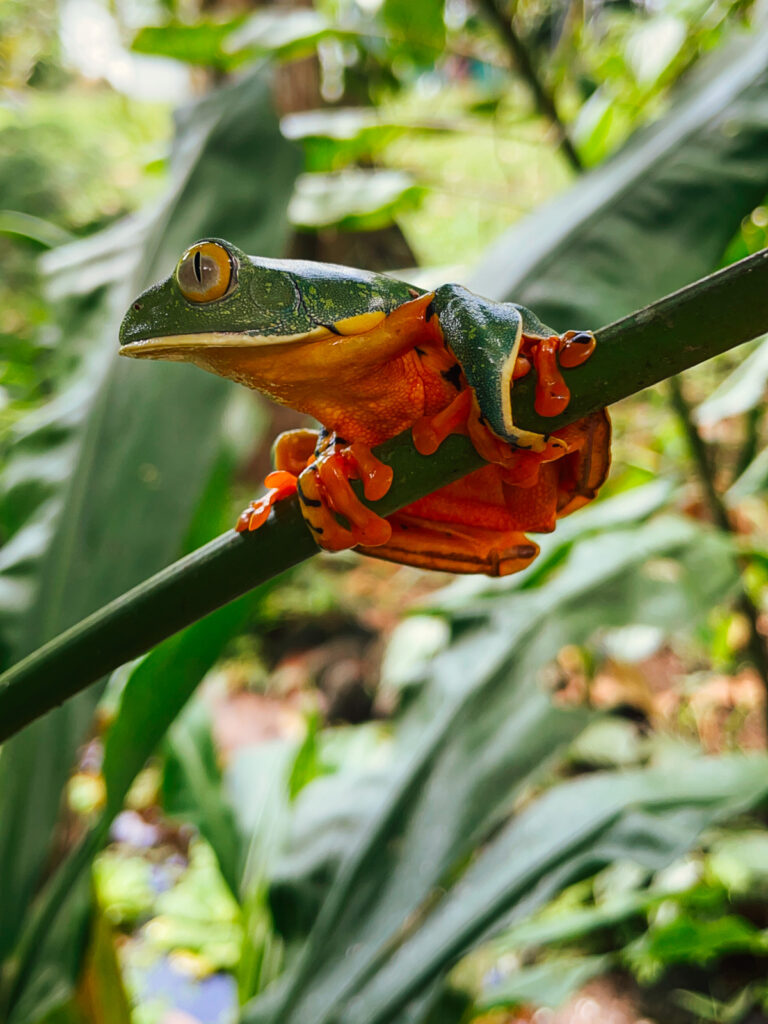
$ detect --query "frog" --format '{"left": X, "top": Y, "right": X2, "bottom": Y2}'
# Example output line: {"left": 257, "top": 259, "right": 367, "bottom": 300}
{"left": 119, "top": 238, "right": 610, "bottom": 576}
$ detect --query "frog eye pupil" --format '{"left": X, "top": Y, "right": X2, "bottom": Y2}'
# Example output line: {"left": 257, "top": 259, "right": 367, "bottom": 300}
{"left": 177, "top": 241, "right": 234, "bottom": 303}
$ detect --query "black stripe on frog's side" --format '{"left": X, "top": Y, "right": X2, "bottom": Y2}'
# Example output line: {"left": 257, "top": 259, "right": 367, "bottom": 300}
{"left": 441, "top": 363, "right": 463, "bottom": 391}
{"left": 297, "top": 478, "right": 322, "bottom": 508}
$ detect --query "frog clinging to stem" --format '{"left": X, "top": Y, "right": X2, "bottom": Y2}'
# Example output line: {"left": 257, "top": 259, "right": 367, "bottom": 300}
{"left": 120, "top": 239, "right": 610, "bottom": 576}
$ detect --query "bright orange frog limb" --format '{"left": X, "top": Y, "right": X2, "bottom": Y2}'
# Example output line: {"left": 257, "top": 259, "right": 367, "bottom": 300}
{"left": 119, "top": 239, "right": 610, "bottom": 577}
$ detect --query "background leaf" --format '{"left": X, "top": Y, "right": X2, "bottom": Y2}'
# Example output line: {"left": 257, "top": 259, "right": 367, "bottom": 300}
{"left": 471, "top": 26, "right": 768, "bottom": 321}
{"left": 246, "top": 511, "right": 738, "bottom": 1023}
{"left": 0, "top": 68, "right": 299, "bottom": 1019}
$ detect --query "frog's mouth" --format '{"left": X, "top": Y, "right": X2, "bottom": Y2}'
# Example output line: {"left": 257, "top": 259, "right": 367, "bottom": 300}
{"left": 119, "top": 327, "right": 334, "bottom": 359}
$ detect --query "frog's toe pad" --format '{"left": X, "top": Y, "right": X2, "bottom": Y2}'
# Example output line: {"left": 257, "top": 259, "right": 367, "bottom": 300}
{"left": 298, "top": 446, "right": 393, "bottom": 552}
{"left": 236, "top": 471, "right": 298, "bottom": 533}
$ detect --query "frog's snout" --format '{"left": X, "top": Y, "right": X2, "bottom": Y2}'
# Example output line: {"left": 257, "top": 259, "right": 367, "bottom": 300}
{"left": 119, "top": 304, "right": 153, "bottom": 352}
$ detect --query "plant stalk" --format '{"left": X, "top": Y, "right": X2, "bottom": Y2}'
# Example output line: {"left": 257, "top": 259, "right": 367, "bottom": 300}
{"left": 667, "top": 375, "right": 768, "bottom": 707}
{"left": 477, "top": 0, "right": 584, "bottom": 173}
{"left": 0, "top": 248, "right": 767, "bottom": 744}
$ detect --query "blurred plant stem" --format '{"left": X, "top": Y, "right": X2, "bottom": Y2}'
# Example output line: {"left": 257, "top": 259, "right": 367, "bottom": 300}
{"left": 0, "top": 248, "right": 767, "bottom": 743}
{"left": 667, "top": 375, "right": 768, "bottom": 702}
{"left": 736, "top": 405, "right": 762, "bottom": 478}
{"left": 477, "top": 0, "right": 584, "bottom": 173}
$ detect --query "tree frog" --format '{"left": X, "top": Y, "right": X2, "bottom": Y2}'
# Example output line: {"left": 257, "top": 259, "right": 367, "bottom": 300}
{"left": 120, "top": 239, "right": 610, "bottom": 576}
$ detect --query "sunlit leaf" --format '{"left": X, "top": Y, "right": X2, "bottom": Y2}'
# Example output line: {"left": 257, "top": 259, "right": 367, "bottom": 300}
{"left": 131, "top": 19, "right": 247, "bottom": 71}
{"left": 225, "top": 10, "right": 346, "bottom": 63}
{"left": 162, "top": 700, "right": 243, "bottom": 898}
{"left": 0, "top": 210, "right": 74, "bottom": 248}
{"left": 288, "top": 170, "right": 425, "bottom": 232}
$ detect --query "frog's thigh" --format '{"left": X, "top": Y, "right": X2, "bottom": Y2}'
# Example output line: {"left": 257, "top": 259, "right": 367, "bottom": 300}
{"left": 272, "top": 428, "right": 320, "bottom": 475}
{"left": 431, "top": 284, "right": 538, "bottom": 448}
{"left": 356, "top": 509, "right": 539, "bottom": 577}
{"left": 553, "top": 410, "right": 612, "bottom": 517}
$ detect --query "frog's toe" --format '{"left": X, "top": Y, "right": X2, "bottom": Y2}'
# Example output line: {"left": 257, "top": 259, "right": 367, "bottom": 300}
{"left": 297, "top": 445, "right": 393, "bottom": 552}
{"left": 559, "top": 329, "right": 596, "bottom": 368}
{"left": 236, "top": 470, "right": 298, "bottom": 533}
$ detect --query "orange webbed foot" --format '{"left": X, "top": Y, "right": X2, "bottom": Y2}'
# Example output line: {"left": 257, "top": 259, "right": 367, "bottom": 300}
{"left": 298, "top": 439, "right": 394, "bottom": 552}
{"left": 236, "top": 470, "right": 298, "bottom": 533}
{"left": 522, "top": 329, "right": 597, "bottom": 418}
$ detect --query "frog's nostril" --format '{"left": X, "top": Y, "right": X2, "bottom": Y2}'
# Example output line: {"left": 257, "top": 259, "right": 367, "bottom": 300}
{"left": 133, "top": 302, "right": 142, "bottom": 311}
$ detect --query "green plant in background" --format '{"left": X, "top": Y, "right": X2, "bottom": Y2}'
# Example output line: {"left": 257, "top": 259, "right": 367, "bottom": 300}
{"left": 3, "top": 1, "right": 768, "bottom": 1023}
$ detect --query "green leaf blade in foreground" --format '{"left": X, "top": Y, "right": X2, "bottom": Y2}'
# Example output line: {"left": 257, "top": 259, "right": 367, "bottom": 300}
{"left": 0, "top": 68, "right": 299, "bottom": 1019}
{"left": 246, "top": 512, "right": 739, "bottom": 1024}
{"left": 339, "top": 756, "right": 768, "bottom": 1024}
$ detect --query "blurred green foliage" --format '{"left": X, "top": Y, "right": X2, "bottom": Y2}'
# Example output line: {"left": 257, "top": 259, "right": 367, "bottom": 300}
{"left": 3, "top": 1, "right": 768, "bottom": 1024}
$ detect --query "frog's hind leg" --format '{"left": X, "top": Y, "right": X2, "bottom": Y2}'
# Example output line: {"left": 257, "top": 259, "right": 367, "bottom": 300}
{"left": 296, "top": 435, "right": 394, "bottom": 551}
{"left": 552, "top": 409, "right": 611, "bottom": 517}
{"left": 236, "top": 428, "right": 320, "bottom": 533}
{"left": 357, "top": 513, "right": 539, "bottom": 577}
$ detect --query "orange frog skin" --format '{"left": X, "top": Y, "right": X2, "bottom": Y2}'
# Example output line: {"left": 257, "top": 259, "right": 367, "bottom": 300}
{"left": 119, "top": 239, "right": 610, "bottom": 577}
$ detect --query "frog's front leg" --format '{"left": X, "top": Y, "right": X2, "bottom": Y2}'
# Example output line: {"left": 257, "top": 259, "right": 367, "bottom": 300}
{"left": 236, "top": 428, "right": 319, "bottom": 532}
{"left": 296, "top": 432, "right": 394, "bottom": 552}
{"left": 414, "top": 284, "right": 596, "bottom": 466}
{"left": 517, "top": 328, "right": 596, "bottom": 418}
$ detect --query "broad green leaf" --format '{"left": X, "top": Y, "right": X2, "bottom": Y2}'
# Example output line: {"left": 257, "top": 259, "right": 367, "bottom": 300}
{"left": 334, "top": 756, "right": 768, "bottom": 1024}
{"left": 381, "top": 0, "right": 445, "bottom": 59}
{"left": 281, "top": 110, "right": 409, "bottom": 174}
{"left": 162, "top": 700, "right": 243, "bottom": 898}
{"left": 4, "top": 593, "right": 256, "bottom": 1020}
{"left": 0, "top": 210, "right": 74, "bottom": 248}
{"left": 247, "top": 513, "right": 737, "bottom": 1024}
{"left": 492, "top": 890, "right": 654, "bottom": 953}
{"left": 471, "top": 26, "right": 768, "bottom": 325}
{"left": 0, "top": 68, "right": 299, "bottom": 1018}
{"left": 131, "top": 18, "right": 247, "bottom": 71}
{"left": 288, "top": 171, "right": 425, "bottom": 232}
{"left": 626, "top": 911, "right": 768, "bottom": 978}
{"left": 225, "top": 10, "right": 346, "bottom": 64}
{"left": 227, "top": 742, "right": 296, "bottom": 1004}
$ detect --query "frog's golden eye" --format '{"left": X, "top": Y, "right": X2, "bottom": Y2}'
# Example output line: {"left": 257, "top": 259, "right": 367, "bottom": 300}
{"left": 176, "top": 241, "right": 234, "bottom": 303}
